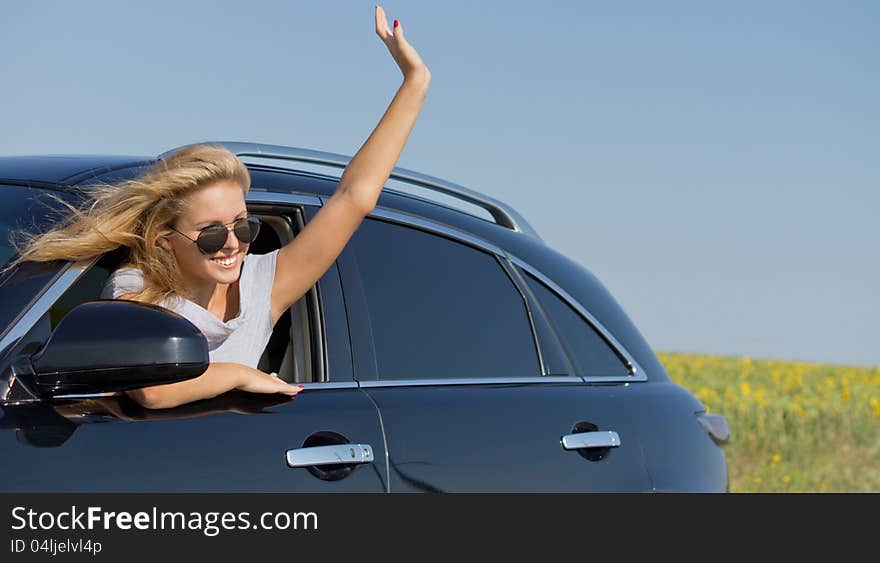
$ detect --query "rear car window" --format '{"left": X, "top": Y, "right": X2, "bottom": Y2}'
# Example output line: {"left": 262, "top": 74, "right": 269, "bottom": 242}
{"left": 520, "top": 270, "right": 630, "bottom": 377}
{"left": 349, "top": 219, "right": 540, "bottom": 380}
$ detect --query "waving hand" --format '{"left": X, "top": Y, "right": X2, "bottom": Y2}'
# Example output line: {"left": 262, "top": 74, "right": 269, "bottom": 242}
{"left": 375, "top": 5, "right": 430, "bottom": 81}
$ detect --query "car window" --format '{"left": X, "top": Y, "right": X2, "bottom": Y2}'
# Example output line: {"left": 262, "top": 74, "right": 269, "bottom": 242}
{"left": 519, "top": 286, "right": 575, "bottom": 376}
{"left": 0, "top": 186, "right": 73, "bottom": 337}
{"left": 47, "top": 253, "right": 118, "bottom": 329}
{"left": 347, "top": 218, "right": 540, "bottom": 380}
{"left": 518, "top": 269, "right": 630, "bottom": 377}
{"left": 0, "top": 186, "right": 65, "bottom": 269}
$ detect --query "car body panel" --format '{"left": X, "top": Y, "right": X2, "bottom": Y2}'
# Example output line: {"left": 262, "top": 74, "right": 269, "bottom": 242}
{"left": 621, "top": 381, "right": 729, "bottom": 492}
{"left": 362, "top": 382, "right": 654, "bottom": 492}
{"left": 0, "top": 388, "right": 388, "bottom": 492}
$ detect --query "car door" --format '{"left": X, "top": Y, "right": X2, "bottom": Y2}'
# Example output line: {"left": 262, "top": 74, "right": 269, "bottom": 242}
{"left": 0, "top": 197, "right": 387, "bottom": 492}
{"left": 336, "top": 214, "right": 654, "bottom": 492}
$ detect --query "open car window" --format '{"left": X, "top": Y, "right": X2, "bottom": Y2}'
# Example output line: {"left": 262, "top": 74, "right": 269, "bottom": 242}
{"left": 2, "top": 206, "right": 324, "bottom": 407}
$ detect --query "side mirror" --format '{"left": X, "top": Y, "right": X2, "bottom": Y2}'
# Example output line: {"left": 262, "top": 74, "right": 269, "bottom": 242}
{"left": 21, "top": 300, "right": 209, "bottom": 397}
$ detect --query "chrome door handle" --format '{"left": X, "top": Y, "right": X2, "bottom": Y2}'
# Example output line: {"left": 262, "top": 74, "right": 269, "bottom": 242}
{"left": 285, "top": 444, "right": 374, "bottom": 468}
{"left": 561, "top": 431, "right": 621, "bottom": 450}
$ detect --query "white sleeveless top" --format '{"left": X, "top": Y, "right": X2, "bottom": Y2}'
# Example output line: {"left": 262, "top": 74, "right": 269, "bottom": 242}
{"left": 100, "top": 250, "right": 279, "bottom": 368}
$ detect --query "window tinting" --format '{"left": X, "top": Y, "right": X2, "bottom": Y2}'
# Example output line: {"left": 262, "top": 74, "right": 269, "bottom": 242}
{"left": 524, "top": 294, "right": 574, "bottom": 376}
{"left": 0, "top": 185, "right": 69, "bottom": 271}
{"left": 349, "top": 219, "right": 539, "bottom": 379}
{"left": 0, "top": 186, "right": 72, "bottom": 337}
{"left": 521, "top": 270, "right": 630, "bottom": 377}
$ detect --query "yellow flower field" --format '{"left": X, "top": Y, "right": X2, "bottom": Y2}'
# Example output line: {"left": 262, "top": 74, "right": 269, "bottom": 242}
{"left": 656, "top": 352, "right": 880, "bottom": 492}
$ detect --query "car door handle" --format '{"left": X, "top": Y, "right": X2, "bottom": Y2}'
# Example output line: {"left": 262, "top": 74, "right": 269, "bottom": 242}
{"left": 285, "top": 444, "right": 375, "bottom": 468}
{"left": 561, "top": 431, "right": 621, "bottom": 450}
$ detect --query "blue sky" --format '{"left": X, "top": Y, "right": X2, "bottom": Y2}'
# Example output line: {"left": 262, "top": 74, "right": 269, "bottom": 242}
{"left": 2, "top": 1, "right": 877, "bottom": 367}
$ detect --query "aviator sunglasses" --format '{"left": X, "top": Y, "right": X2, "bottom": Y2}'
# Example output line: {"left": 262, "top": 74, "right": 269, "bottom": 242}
{"left": 169, "top": 216, "right": 261, "bottom": 254}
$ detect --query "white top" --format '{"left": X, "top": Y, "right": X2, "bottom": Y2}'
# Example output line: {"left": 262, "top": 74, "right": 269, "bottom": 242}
{"left": 100, "top": 250, "right": 279, "bottom": 368}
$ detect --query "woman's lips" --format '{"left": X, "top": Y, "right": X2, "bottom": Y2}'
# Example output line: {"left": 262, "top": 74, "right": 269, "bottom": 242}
{"left": 210, "top": 254, "right": 238, "bottom": 268}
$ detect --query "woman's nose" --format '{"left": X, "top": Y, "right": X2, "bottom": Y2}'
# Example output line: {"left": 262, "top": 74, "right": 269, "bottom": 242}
{"left": 222, "top": 226, "right": 239, "bottom": 250}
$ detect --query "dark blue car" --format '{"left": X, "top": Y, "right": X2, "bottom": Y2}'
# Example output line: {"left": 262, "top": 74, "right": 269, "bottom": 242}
{"left": 0, "top": 142, "right": 729, "bottom": 492}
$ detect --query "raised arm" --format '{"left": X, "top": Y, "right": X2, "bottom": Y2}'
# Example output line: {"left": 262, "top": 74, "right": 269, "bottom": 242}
{"left": 270, "top": 6, "right": 431, "bottom": 322}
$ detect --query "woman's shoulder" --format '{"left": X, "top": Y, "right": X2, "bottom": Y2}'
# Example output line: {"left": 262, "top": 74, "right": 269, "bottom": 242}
{"left": 100, "top": 265, "right": 145, "bottom": 299}
{"left": 241, "top": 250, "right": 279, "bottom": 286}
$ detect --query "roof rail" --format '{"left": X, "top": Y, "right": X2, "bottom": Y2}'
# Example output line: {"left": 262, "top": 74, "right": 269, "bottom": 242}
{"left": 158, "top": 141, "right": 541, "bottom": 239}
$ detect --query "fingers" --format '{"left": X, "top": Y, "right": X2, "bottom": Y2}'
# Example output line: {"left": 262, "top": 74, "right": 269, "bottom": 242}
{"left": 373, "top": 7, "right": 423, "bottom": 79}
{"left": 263, "top": 372, "right": 303, "bottom": 395}
{"left": 375, "top": 5, "right": 407, "bottom": 45}
{"left": 250, "top": 370, "right": 305, "bottom": 396}
{"left": 275, "top": 382, "right": 304, "bottom": 396}
{"left": 279, "top": 377, "right": 304, "bottom": 395}
{"left": 375, "top": 5, "right": 391, "bottom": 40}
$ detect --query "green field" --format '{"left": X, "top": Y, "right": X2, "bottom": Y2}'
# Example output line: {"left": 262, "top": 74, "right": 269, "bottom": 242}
{"left": 656, "top": 352, "right": 880, "bottom": 492}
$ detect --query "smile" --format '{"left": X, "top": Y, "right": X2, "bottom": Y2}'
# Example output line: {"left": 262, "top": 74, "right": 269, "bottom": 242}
{"left": 210, "top": 255, "right": 238, "bottom": 268}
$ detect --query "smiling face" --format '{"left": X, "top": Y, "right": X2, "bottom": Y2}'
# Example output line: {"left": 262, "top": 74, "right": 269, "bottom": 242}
{"left": 164, "top": 179, "right": 250, "bottom": 293}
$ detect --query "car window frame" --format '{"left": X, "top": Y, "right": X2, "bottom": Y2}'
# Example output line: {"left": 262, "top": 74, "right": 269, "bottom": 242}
{"left": 510, "top": 256, "right": 648, "bottom": 383}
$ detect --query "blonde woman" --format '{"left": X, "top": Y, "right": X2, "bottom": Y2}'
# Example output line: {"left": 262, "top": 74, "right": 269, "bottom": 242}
{"left": 13, "top": 7, "right": 430, "bottom": 409}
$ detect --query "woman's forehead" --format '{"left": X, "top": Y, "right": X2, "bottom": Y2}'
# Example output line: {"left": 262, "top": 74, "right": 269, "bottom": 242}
{"left": 180, "top": 181, "right": 247, "bottom": 223}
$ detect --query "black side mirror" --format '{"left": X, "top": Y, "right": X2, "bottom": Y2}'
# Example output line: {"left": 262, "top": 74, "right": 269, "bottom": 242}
{"left": 20, "top": 300, "right": 209, "bottom": 398}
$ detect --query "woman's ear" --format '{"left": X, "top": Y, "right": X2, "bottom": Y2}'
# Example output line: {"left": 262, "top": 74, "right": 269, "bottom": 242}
{"left": 157, "top": 234, "right": 172, "bottom": 251}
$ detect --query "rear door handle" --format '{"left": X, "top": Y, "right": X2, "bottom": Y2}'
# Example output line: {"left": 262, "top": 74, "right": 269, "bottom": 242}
{"left": 561, "top": 431, "right": 621, "bottom": 450}
{"left": 285, "top": 444, "right": 374, "bottom": 468}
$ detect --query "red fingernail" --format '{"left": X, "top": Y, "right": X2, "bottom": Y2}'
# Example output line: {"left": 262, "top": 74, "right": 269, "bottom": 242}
{"left": 393, "top": 19, "right": 399, "bottom": 28}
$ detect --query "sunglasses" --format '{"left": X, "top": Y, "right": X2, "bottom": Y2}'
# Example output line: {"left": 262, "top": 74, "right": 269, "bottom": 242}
{"left": 169, "top": 216, "right": 261, "bottom": 254}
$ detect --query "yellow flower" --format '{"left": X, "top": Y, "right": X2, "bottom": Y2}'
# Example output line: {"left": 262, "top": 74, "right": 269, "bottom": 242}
{"left": 740, "top": 357, "right": 752, "bottom": 378}
{"left": 771, "top": 369, "right": 782, "bottom": 384}
{"left": 696, "top": 386, "right": 712, "bottom": 402}
{"left": 782, "top": 475, "right": 792, "bottom": 484}
{"left": 771, "top": 454, "right": 781, "bottom": 464}
{"left": 740, "top": 382, "right": 752, "bottom": 397}
{"left": 755, "top": 386, "right": 767, "bottom": 408}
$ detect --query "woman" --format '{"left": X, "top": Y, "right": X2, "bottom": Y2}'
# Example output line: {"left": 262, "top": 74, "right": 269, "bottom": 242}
{"left": 13, "top": 6, "right": 430, "bottom": 409}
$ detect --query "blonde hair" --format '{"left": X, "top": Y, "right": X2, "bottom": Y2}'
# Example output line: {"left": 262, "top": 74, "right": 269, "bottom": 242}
{"left": 11, "top": 144, "right": 251, "bottom": 304}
